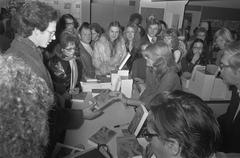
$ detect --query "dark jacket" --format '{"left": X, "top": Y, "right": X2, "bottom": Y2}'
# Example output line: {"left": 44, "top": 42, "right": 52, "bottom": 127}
{"left": 5, "top": 36, "right": 54, "bottom": 91}
{"left": 78, "top": 42, "right": 95, "bottom": 80}
{"left": 218, "top": 86, "right": 240, "bottom": 153}
{"left": 47, "top": 45, "right": 82, "bottom": 95}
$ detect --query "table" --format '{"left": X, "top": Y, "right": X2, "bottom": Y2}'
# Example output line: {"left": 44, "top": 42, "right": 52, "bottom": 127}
{"left": 64, "top": 93, "right": 136, "bottom": 158}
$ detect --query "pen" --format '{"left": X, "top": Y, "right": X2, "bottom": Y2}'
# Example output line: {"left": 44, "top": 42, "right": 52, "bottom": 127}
{"left": 114, "top": 122, "right": 130, "bottom": 128}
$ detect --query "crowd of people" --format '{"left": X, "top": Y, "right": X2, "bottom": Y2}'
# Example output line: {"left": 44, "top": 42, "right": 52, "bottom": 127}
{"left": 1, "top": 1, "right": 240, "bottom": 158}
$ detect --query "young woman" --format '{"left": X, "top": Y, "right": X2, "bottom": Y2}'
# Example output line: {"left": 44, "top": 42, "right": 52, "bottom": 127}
{"left": 181, "top": 38, "right": 207, "bottom": 78}
{"left": 92, "top": 21, "right": 127, "bottom": 75}
{"left": 123, "top": 23, "right": 141, "bottom": 71}
{"left": 214, "top": 27, "right": 234, "bottom": 66}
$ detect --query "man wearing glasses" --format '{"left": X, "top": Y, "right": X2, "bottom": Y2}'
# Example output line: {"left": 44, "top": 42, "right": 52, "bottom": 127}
{"left": 5, "top": 1, "right": 57, "bottom": 90}
{"left": 218, "top": 41, "right": 240, "bottom": 153}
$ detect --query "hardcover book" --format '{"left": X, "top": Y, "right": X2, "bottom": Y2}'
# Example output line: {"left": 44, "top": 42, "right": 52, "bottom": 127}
{"left": 88, "top": 126, "right": 116, "bottom": 146}
{"left": 91, "top": 90, "right": 122, "bottom": 111}
{"left": 128, "top": 104, "right": 148, "bottom": 136}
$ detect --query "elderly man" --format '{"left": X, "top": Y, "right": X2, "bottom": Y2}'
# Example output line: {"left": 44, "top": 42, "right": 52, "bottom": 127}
{"left": 218, "top": 41, "right": 240, "bottom": 153}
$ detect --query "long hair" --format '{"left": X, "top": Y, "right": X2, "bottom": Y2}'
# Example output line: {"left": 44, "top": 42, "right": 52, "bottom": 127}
{"left": 186, "top": 38, "right": 204, "bottom": 63}
{"left": 224, "top": 41, "right": 240, "bottom": 71}
{"left": 214, "top": 27, "right": 234, "bottom": 49}
{"left": 148, "top": 90, "right": 220, "bottom": 158}
{"left": 123, "top": 23, "right": 141, "bottom": 51}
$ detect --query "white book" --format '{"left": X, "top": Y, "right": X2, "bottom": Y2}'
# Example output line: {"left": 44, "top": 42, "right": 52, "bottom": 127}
{"left": 128, "top": 104, "right": 148, "bottom": 136}
{"left": 118, "top": 53, "right": 131, "bottom": 70}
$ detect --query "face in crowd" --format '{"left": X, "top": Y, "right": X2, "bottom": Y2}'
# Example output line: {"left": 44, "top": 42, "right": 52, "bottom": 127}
{"left": 38, "top": 21, "right": 56, "bottom": 48}
{"left": 125, "top": 26, "right": 135, "bottom": 42}
{"left": 192, "top": 41, "right": 203, "bottom": 56}
{"left": 109, "top": 26, "right": 120, "bottom": 42}
{"left": 65, "top": 18, "right": 75, "bottom": 30}
{"left": 91, "top": 29, "right": 99, "bottom": 42}
{"left": 147, "top": 24, "right": 159, "bottom": 38}
{"left": 62, "top": 42, "right": 76, "bottom": 59}
{"left": 196, "top": 31, "right": 206, "bottom": 41}
{"left": 80, "top": 28, "right": 92, "bottom": 44}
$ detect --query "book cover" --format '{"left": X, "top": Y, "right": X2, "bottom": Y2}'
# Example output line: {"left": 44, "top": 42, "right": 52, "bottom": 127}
{"left": 128, "top": 104, "right": 148, "bottom": 136}
{"left": 88, "top": 126, "right": 116, "bottom": 146}
{"left": 117, "top": 135, "right": 144, "bottom": 158}
{"left": 91, "top": 90, "right": 122, "bottom": 111}
{"left": 71, "top": 148, "right": 106, "bottom": 158}
{"left": 119, "top": 53, "right": 131, "bottom": 70}
{"left": 51, "top": 143, "right": 84, "bottom": 158}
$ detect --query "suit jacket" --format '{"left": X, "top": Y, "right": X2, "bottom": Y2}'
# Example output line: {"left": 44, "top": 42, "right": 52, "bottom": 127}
{"left": 78, "top": 42, "right": 95, "bottom": 80}
{"left": 218, "top": 86, "right": 240, "bottom": 153}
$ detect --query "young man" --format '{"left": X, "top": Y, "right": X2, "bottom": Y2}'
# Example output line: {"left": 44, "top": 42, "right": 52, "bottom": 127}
{"left": 78, "top": 22, "right": 95, "bottom": 79}
{"left": 218, "top": 41, "right": 240, "bottom": 153}
{"left": 5, "top": 1, "right": 102, "bottom": 157}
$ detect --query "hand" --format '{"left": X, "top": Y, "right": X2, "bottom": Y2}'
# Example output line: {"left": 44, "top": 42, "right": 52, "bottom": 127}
{"left": 191, "top": 53, "right": 200, "bottom": 64}
{"left": 82, "top": 106, "right": 103, "bottom": 120}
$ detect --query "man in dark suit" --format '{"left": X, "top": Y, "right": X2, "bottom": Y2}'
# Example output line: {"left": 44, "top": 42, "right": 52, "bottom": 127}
{"left": 218, "top": 41, "right": 240, "bottom": 153}
{"left": 140, "top": 18, "right": 160, "bottom": 46}
{"left": 131, "top": 18, "right": 161, "bottom": 81}
{"left": 78, "top": 22, "right": 95, "bottom": 80}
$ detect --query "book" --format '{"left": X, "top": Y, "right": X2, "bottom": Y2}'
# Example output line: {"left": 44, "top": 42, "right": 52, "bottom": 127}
{"left": 116, "top": 135, "right": 144, "bottom": 158}
{"left": 71, "top": 92, "right": 88, "bottom": 103}
{"left": 70, "top": 147, "right": 106, "bottom": 158}
{"left": 128, "top": 104, "right": 148, "bottom": 136}
{"left": 119, "top": 53, "right": 131, "bottom": 70}
{"left": 51, "top": 143, "right": 84, "bottom": 158}
{"left": 91, "top": 90, "right": 122, "bottom": 111}
{"left": 88, "top": 126, "right": 116, "bottom": 146}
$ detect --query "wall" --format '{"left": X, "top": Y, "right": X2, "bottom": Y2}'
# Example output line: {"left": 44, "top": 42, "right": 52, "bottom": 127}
{"left": 140, "top": 0, "right": 188, "bottom": 29}
{"left": 91, "top": 0, "right": 139, "bottom": 30}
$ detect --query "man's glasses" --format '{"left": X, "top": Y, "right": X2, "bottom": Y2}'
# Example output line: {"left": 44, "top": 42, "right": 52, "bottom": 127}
{"left": 46, "top": 30, "right": 55, "bottom": 37}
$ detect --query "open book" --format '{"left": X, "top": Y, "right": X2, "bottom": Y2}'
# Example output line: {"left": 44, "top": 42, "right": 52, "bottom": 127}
{"left": 91, "top": 90, "right": 122, "bottom": 111}
{"left": 128, "top": 104, "right": 148, "bottom": 136}
{"left": 119, "top": 53, "right": 131, "bottom": 70}
{"left": 88, "top": 126, "right": 117, "bottom": 146}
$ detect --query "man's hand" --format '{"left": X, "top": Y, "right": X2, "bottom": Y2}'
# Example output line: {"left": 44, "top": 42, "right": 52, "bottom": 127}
{"left": 82, "top": 106, "right": 103, "bottom": 120}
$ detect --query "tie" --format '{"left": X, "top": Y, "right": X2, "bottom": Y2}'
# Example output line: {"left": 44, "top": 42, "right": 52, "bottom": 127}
{"left": 151, "top": 37, "right": 156, "bottom": 44}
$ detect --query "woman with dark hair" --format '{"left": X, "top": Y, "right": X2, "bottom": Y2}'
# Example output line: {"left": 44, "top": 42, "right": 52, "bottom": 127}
{"left": 92, "top": 21, "right": 127, "bottom": 75}
{"left": 181, "top": 38, "right": 206, "bottom": 78}
{"left": 145, "top": 90, "right": 221, "bottom": 158}
{"left": 48, "top": 29, "right": 83, "bottom": 107}
{"left": 90, "top": 22, "right": 104, "bottom": 47}
{"left": 129, "top": 13, "right": 145, "bottom": 37}
{"left": 56, "top": 14, "right": 79, "bottom": 39}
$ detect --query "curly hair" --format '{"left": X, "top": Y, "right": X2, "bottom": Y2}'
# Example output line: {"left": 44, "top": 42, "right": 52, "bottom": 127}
{"left": 12, "top": 1, "right": 58, "bottom": 38}
{"left": 0, "top": 56, "right": 54, "bottom": 158}
{"left": 148, "top": 90, "right": 220, "bottom": 158}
